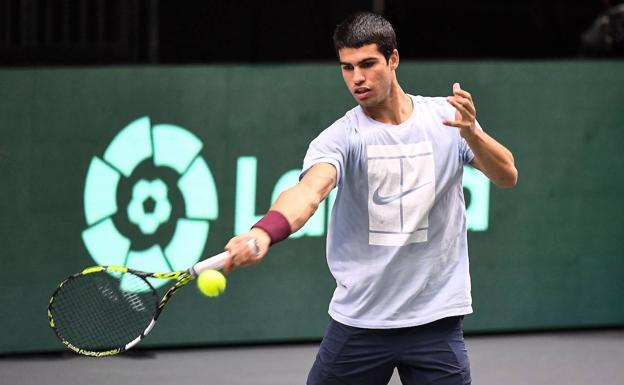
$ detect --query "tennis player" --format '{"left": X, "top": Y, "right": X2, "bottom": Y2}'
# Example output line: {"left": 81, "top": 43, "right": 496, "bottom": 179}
{"left": 224, "top": 12, "right": 517, "bottom": 385}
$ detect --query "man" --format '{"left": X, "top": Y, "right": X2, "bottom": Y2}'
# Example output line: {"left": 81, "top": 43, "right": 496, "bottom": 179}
{"left": 224, "top": 12, "right": 517, "bottom": 385}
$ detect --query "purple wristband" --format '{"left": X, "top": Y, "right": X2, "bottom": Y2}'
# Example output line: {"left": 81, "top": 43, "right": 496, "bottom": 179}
{"left": 252, "top": 210, "right": 291, "bottom": 245}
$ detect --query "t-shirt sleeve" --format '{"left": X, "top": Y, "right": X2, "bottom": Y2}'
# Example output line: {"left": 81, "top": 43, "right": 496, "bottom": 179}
{"left": 459, "top": 133, "right": 474, "bottom": 164}
{"left": 300, "top": 118, "right": 349, "bottom": 185}
{"left": 459, "top": 120, "right": 484, "bottom": 164}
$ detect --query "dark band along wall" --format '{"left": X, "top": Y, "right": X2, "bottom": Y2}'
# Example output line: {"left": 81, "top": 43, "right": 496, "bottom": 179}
{"left": 0, "top": 62, "right": 622, "bottom": 354}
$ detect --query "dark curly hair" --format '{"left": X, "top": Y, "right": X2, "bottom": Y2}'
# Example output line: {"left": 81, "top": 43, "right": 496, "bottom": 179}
{"left": 333, "top": 12, "right": 397, "bottom": 62}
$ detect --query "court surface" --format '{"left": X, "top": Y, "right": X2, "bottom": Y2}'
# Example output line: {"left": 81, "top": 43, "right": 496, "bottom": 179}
{"left": 2, "top": 329, "right": 623, "bottom": 385}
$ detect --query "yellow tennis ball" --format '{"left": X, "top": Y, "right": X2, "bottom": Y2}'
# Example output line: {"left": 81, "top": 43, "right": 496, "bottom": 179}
{"left": 197, "top": 270, "right": 226, "bottom": 297}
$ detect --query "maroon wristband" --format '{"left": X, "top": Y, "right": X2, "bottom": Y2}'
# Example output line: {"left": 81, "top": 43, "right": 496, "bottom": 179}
{"left": 252, "top": 210, "right": 291, "bottom": 245}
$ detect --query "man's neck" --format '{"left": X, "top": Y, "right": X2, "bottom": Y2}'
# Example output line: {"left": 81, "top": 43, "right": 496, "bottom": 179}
{"left": 362, "top": 84, "right": 413, "bottom": 125}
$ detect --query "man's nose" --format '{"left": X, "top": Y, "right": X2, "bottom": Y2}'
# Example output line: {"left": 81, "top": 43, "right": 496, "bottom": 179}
{"left": 353, "top": 67, "right": 365, "bottom": 84}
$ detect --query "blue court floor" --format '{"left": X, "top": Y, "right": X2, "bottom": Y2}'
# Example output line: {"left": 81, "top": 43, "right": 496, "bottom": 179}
{"left": 2, "top": 329, "right": 623, "bottom": 385}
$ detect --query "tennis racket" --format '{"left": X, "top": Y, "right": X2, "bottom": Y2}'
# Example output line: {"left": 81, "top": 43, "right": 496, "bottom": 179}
{"left": 48, "top": 240, "right": 257, "bottom": 357}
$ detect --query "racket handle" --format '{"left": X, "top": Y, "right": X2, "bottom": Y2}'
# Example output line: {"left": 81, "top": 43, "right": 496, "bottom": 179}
{"left": 191, "top": 251, "right": 229, "bottom": 275}
{"left": 190, "top": 239, "right": 259, "bottom": 276}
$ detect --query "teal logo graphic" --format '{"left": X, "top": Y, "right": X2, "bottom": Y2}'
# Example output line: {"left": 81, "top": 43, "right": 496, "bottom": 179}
{"left": 127, "top": 179, "right": 172, "bottom": 234}
{"left": 82, "top": 117, "right": 218, "bottom": 290}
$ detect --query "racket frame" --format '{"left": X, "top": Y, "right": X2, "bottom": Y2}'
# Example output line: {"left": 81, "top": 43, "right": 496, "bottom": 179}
{"left": 48, "top": 265, "right": 191, "bottom": 356}
{"left": 48, "top": 241, "right": 255, "bottom": 356}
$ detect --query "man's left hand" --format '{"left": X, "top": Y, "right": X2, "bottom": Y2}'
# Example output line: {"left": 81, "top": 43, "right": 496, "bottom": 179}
{"left": 443, "top": 82, "right": 478, "bottom": 138}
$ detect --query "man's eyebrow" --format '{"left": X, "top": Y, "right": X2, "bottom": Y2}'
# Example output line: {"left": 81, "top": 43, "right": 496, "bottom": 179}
{"left": 339, "top": 57, "right": 379, "bottom": 66}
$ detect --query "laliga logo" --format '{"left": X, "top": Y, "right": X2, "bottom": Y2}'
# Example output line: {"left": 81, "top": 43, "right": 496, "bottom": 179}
{"left": 81, "top": 117, "right": 218, "bottom": 290}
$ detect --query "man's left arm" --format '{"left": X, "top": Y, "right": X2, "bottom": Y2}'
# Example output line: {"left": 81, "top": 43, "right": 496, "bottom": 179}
{"left": 443, "top": 82, "right": 518, "bottom": 188}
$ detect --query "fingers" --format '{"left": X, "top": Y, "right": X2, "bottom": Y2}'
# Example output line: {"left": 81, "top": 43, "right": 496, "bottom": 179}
{"left": 442, "top": 118, "right": 474, "bottom": 132}
{"left": 223, "top": 234, "right": 263, "bottom": 273}
{"left": 447, "top": 82, "right": 476, "bottom": 126}
{"left": 442, "top": 119, "right": 463, "bottom": 128}
{"left": 446, "top": 96, "right": 475, "bottom": 118}
{"left": 452, "top": 82, "right": 472, "bottom": 101}
{"left": 453, "top": 82, "right": 461, "bottom": 94}
{"left": 223, "top": 256, "right": 233, "bottom": 273}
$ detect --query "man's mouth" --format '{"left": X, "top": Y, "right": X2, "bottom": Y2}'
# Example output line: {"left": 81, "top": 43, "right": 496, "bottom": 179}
{"left": 354, "top": 87, "right": 371, "bottom": 99}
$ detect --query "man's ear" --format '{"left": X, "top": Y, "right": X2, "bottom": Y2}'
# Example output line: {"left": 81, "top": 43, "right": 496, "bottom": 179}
{"left": 389, "top": 49, "right": 399, "bottom": 70}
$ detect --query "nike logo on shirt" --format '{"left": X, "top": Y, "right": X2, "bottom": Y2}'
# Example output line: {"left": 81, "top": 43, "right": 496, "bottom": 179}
{"left": 372, "top": 181, "right": 433, "bottom": 205}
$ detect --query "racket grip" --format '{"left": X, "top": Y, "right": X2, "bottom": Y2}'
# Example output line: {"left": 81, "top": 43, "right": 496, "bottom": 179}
{"left": 190, "top": 239, "right": 259, "bottom": 276}
{"left": 191, "top": 251, "right": 229, "bottom": 275}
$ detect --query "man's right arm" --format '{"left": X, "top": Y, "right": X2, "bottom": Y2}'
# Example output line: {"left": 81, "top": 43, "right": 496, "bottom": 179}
{"left": 223, "top": 162, "right": 337, "bottom": 271}
{"left": 271, "top": 162, "right": 337, "bottom": 233}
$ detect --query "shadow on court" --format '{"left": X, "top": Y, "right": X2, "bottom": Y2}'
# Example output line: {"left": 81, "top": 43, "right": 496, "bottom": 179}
{"left": 1, "top": 329, "right": 623, "bottom": 385}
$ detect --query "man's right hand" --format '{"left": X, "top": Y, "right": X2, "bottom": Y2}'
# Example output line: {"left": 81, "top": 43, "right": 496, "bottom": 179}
{"left": 223, "top": 227, "right": 271, "bottom": 273}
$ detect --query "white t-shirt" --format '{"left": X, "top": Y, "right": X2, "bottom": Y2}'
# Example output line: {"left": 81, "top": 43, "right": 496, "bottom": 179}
{"left": 301, "top": 95, "right": 476, "bottom": 329}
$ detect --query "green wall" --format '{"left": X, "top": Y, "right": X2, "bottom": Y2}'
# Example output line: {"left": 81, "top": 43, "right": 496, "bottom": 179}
{"left": 1, "top": 61, "right": 623, "bottom": 354}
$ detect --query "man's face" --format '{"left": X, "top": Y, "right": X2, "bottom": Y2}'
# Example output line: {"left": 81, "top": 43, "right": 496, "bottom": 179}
{"left": 338, "top": 44, "right": 398, "bottom": 108}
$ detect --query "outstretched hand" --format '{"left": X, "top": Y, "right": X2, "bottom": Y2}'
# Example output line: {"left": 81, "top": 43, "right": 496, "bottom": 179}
{"left": 442, "top": 82, "right": 477, "bottom": 138}
{"left": 223, "top": 228, "right": 271, "bottom": 273}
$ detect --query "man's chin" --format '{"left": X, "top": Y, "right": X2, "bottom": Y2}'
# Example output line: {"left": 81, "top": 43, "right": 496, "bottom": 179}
{"left": 354, "top": 97, "right": 379, "bottom": 109}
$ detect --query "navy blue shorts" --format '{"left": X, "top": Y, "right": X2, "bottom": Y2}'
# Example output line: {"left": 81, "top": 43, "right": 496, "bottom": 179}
{"left": 307, "top": 316, "right": 471, "bottom": 385}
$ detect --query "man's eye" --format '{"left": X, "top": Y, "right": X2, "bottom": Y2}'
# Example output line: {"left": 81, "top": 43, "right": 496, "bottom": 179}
{"left": 361, "top": 61, "right": 375, "bottom": 68}
{"left": 342, "top": 65, "right": 353, "bottom": 71}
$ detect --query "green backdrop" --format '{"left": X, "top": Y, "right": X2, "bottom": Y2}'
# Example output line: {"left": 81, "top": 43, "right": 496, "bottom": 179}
{"left": 1, "top": 61, "right": 623, "bottom": 354}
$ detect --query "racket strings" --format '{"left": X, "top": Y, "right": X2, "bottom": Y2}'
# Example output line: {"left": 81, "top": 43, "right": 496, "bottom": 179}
{"left": 50, "top": 271, "right": 157, "bottom": 352}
